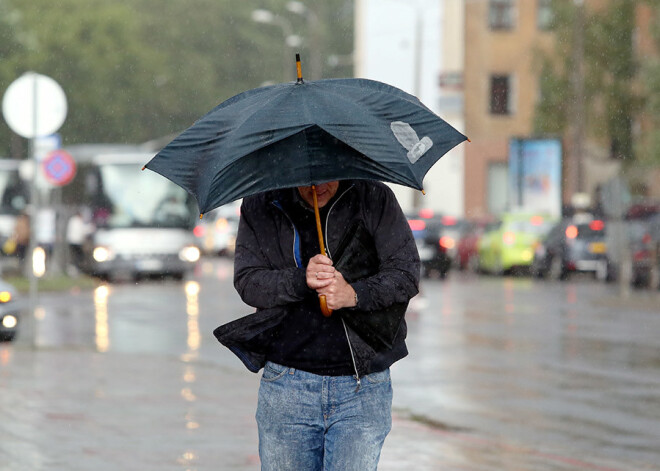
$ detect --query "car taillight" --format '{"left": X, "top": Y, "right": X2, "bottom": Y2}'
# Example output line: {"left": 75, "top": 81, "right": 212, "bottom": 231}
{"left": 589, "top": 220, "right": 604, "bottom": 231}
{"left": 633, "top": 250, "right": 650, "bottom": 262}
{"left": 408, "top": 219, "right": 426, "bottom": 231}
{"left": 530, "top": 215, "right": 544, "bottom": 226}
{"left": 439, "top": 236, "right": 455, "bottom": 250}
{"left": 502, "top": 231, "right": 515, "bottom": 245}
{"left": 193, "top": 225, "right": 205, "bottom": 237}
{"left": 418, "top": 208, "right": 434, "bottom": 219}
{"left": 442, "top": 215, "right": 457, "bottom": 226}
{"left": 566, "top": 225, "right": 578, "bottom": 239}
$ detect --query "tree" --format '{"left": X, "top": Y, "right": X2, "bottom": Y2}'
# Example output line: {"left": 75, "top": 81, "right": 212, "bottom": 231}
{"left": 0, "top": 0, "right": 164, "bottom": 150}
{"left": 0, "top": 0, "right": 30, "bottom": 156}
{"left": 0, "top": 0, "right": 27, "bottom": 80}
{"left": 0, "top": 0, "right": 355, "bottom": 156}
{"left": 534, "top": 0, "right": 640, "bottom": 164}
{"left": 639, "top": 1, "right": 660, "bottom": 166}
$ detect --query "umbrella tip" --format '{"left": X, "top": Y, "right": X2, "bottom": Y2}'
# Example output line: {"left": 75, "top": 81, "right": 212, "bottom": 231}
{"left": 141, "top": 165, "right": 146, "bottom": 171}
{"left": 467, "top": 137, "right": 472, "bottom": 143}
{"left": 296, "top": 53, "right": 303, "bottom": 84}
{"left": 199, "top": 214, "right": 203, "bottom": 219}
{"left": 421, "top": 189, "right": 426, "bottom": 195}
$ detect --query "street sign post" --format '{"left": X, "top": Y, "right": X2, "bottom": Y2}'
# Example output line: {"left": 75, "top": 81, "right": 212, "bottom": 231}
{"left": 2, "top": 73, "right": 67, "bottom": 139}
{"left": 2, "top": 72, "right": 68, "bottom": 347}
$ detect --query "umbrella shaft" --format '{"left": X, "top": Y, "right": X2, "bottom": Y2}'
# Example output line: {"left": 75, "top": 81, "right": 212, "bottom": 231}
{"left": 312, "top": 185, "right": 332, "bottom": 317}
{"left": 312, "top": 186, "right": 326, "bottom": 256}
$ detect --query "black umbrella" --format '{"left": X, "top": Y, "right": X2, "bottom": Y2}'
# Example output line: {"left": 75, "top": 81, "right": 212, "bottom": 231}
{"left": 145, "top": 55, "right": 468, "bottom": 315}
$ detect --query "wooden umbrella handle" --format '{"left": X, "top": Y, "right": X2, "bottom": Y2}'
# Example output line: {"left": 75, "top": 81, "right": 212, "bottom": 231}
{"left": 312, "top": 185, "right": 333, "bottom": 317}
{"left": 319, "top": 296, "right": 331, "bottom": 317}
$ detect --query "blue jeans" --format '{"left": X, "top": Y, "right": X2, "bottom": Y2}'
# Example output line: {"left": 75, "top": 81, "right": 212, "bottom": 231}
{"left": 256, "top": 362, "right": 393, "bottom": 471}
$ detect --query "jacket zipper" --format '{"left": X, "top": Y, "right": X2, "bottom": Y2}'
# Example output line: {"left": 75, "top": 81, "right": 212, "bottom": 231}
{"left": 342, "top": 318, "right": 362, "bottom": 392}
{"left": 325, "top": 185, "right": 361, "bottom": 391}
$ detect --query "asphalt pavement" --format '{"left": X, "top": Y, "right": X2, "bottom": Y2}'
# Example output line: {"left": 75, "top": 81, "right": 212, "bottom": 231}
{"left": 1, "top": 339, "right": 648, "bottom": 471}
{"left": 1, "top": 266, "right": 659, "bottom": 470}
{"left": 2, "top": 345, "right": 463, "bottom": 471}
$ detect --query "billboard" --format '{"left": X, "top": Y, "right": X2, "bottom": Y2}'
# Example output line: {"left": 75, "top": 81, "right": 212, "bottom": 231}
{"left": 508, "top": 138, "right": 562, "bottom": 217}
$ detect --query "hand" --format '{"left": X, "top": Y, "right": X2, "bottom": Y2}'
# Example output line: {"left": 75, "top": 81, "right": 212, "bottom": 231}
{"left": 316, "top": 269, "right": 358, "bottom": 311}
{"left": 306, "top": 254, "right": 335, "bottom": 290}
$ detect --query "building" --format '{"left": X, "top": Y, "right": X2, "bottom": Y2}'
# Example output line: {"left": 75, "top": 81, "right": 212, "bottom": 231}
{"left": 355, "top": 0, "right": 653, "bottom": 216}
{"left": 463, "top": 0, "right": 660, "bottom": 216}
{"left": 463, "top": 0, "right": 555, "bottom": 217}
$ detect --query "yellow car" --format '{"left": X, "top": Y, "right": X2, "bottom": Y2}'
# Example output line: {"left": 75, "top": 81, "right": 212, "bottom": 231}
{"left": 477, "top": 213, "right": 557, "bottom": 274}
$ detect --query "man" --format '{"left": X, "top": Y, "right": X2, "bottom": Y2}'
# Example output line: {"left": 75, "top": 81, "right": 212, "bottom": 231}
{"left": 216, "top": 179, "right": 420, "bottom": 471}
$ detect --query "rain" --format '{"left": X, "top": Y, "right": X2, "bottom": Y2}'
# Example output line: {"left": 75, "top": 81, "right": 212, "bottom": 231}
{"left": 1, "top": 1, "right": 660, "bottom": 470}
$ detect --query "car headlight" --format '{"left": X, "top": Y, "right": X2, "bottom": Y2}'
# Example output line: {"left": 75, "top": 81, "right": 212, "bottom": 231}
{"left": 179, "top": 245, "right": 201, "bottom": 263}
{"left": 0, "top": 291, "right": 11, "bottom": 303}
{"left": 2, "top": 315, "right": 17, "bottom": 329}
{"left": 93, "top": 246, "right": 114, "bottom": 262}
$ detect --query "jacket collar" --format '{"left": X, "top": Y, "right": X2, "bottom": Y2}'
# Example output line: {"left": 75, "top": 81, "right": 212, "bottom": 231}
{"left": 267, "top": 180, "right": 355, "bottom": 210}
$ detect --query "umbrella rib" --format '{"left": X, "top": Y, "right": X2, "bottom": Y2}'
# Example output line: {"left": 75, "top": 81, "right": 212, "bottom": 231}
{"left": 219, "top": 88, "right": 293, "bottom": 136}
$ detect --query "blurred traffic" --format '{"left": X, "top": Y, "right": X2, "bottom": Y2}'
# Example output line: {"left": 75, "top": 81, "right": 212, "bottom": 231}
{"left": 0, "top": 277, "right": 20, "bottom": 342}
{"left": 476, "top": 212, "right": 557, "bottom": 275}
{"left": 531, "top": 214, "right": 608, "bottom": 280}
{"left": 0, "top": 153, "right": 657, "bottom": 299}
{"left": 404, "top": 196, "right": 660, "bottom": 291}
{"left": 408, "top": 210, "right": 454, "bottom": 279}
{"left": 192, "top": 202, "right": 240, "bottom": 257}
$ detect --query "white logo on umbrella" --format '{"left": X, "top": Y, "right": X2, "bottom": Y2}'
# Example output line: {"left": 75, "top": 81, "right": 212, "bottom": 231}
{"left": 391, "top": 121, "right": 433, "bottom": 164}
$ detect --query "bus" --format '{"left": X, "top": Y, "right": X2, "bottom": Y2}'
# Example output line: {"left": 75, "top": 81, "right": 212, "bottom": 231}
{"left": 63, "top": 149, "right": 200, "bottom": 281}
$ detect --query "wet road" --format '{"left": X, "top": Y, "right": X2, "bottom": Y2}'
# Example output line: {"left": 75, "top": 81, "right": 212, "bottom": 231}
{"left": 3, "top": 257, "right": 660, "bottom": 470}
{"left": 399, "top": 274, "right": 660, "bottom": 469}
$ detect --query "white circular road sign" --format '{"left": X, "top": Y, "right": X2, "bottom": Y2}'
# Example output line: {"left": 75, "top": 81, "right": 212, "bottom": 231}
{"left": 2, "top": 72, "right": 67, "bottom": 139}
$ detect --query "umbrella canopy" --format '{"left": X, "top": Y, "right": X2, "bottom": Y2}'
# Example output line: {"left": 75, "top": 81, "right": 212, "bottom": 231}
{"left": 144, "top": 76, "right": 468, "bottom": 215}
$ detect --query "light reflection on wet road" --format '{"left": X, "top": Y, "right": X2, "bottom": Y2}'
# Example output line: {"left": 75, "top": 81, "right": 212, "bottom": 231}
{"left": 398, "top": 273, "right": 660, "bottom": 469}
{"left": 4, "top": 258, "right": 660, "bottom": 470}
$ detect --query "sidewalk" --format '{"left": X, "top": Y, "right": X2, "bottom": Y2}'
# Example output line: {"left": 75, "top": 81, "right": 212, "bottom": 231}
{"left": 0, "top": 345, "right": 634, "bottom": 471}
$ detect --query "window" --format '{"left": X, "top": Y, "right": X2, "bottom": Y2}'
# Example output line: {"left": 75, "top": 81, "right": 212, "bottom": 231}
{"left": 490, "top": 75, "right": 511, "bottom": 115}
{"left": 95, "top": 164, "right": 196, "bottom": 229}
{"left": 489, "top": 0, "right": 515, "bottom": 30}
{"left": 537, "top": 0, "right": 553, "bottom": 31}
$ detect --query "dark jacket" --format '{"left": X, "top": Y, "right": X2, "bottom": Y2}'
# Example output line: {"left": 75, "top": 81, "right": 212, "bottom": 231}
{"left": 214, "top": 180, "right": 420, "bottom": 376}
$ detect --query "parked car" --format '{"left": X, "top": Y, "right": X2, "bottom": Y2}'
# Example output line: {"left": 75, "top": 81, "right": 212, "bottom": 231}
{"left": 0, "top": 278, "right": 21, "bottom": 342}
{"left": 531, "top": 214, "right": 608, "bottom": 280}
{"left": 610, "top": 213, "right": 660, "bottom": 288}
{"left": 456, "top": 217, "right": 493, "bottom": 271}
{"left": 478, "top": 213, "right": 557, "bottom": 275}
{"left": 193, "top": 202, "right": 240, "bottom": 256}
{"left": 436, "top": 215, "right": 468, "bottom": 268}
{"left": 408, "top": 214, "right": 452, "bottom": 278}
